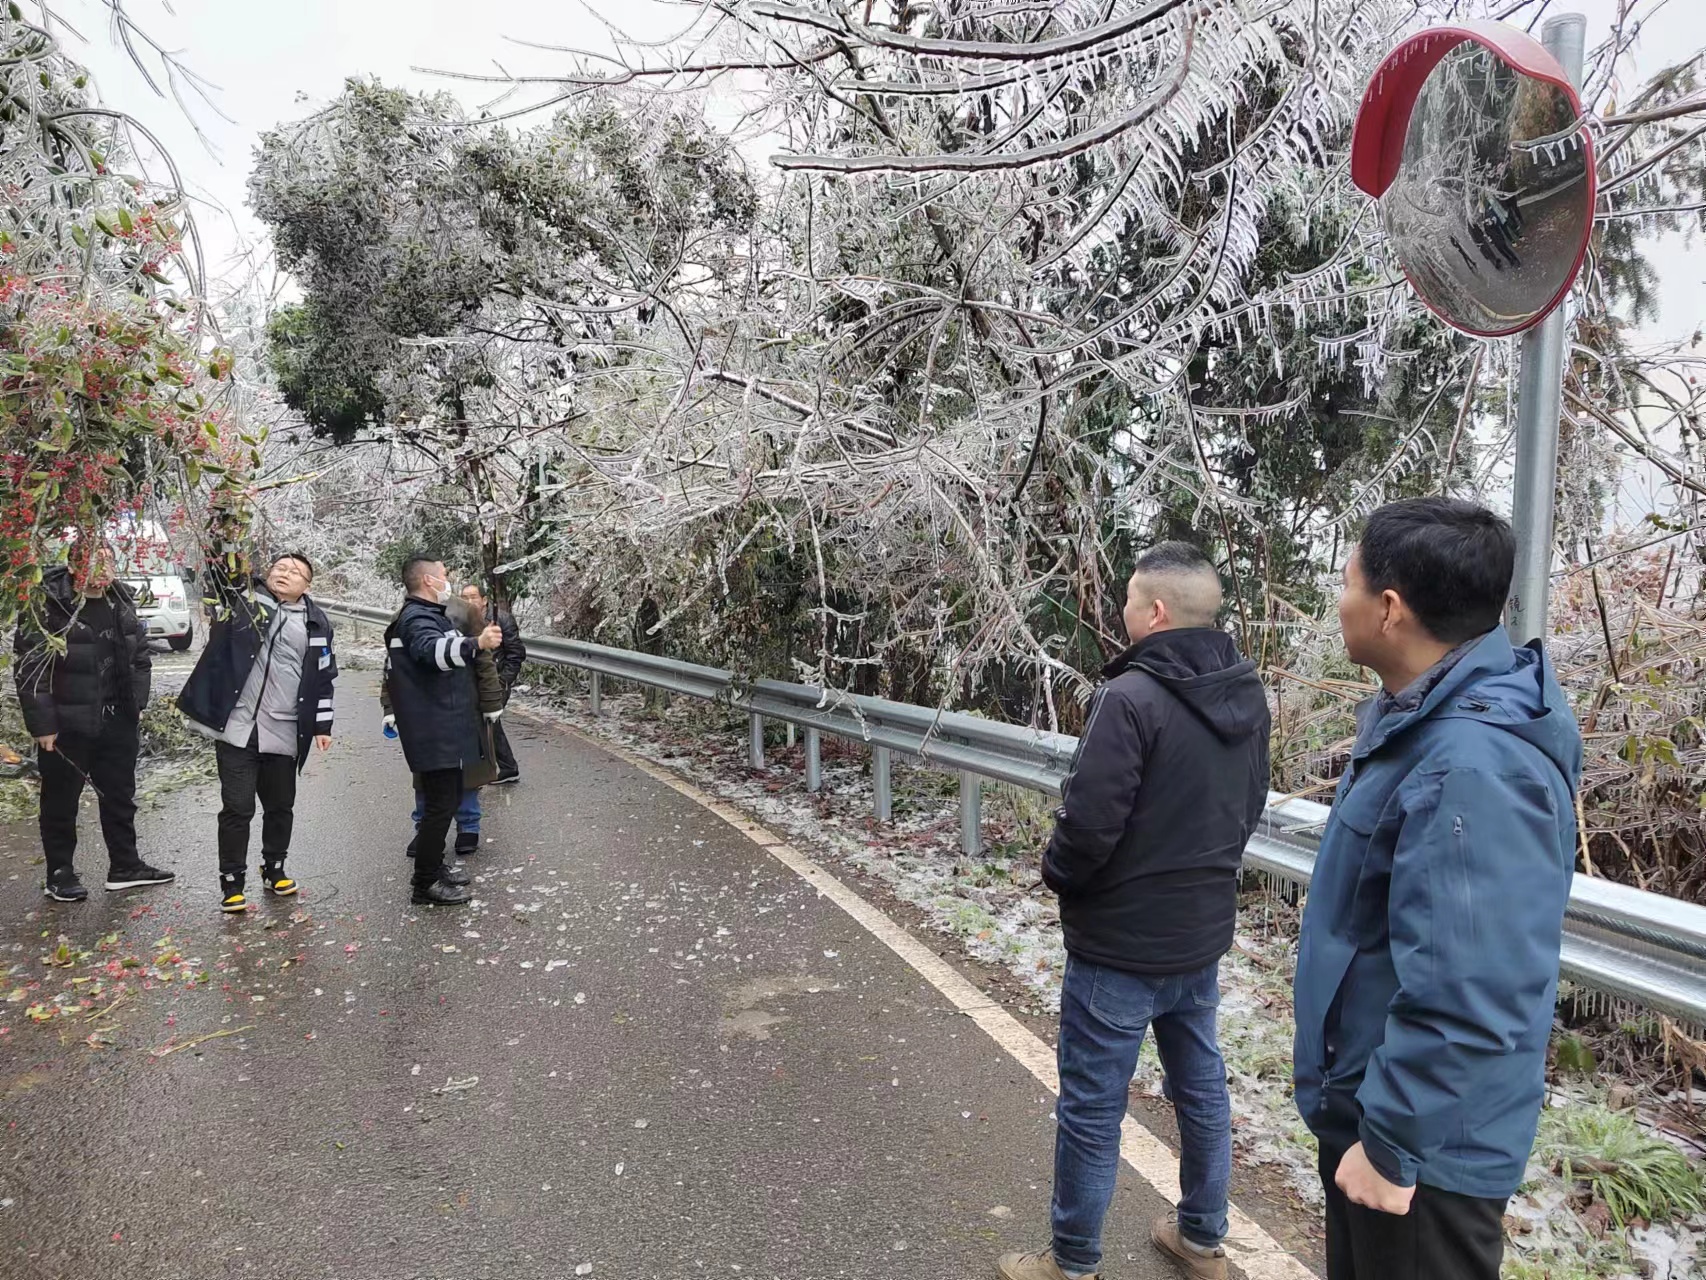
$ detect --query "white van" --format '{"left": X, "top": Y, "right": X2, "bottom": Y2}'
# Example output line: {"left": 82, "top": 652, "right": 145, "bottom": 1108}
{"left": 128, "top": 569, "right": 197, "bottom": 651}
{"left": 115, "top": 521, "right": 197, "bottom": 652}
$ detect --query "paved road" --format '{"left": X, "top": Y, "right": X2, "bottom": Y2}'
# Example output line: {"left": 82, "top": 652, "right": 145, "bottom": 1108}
{"left": 1, "top": 671, "right": 1213, "bottom": 1280}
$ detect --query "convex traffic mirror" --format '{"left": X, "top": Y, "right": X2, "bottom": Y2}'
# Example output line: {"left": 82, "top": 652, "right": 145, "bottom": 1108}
{"left": 1351, "top": 21, "right": 1596, "bottom": 337}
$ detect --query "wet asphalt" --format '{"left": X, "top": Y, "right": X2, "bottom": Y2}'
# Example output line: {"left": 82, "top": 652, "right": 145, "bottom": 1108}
{"left": 0, "top": 669, "right": 1200, "bottom": 1280}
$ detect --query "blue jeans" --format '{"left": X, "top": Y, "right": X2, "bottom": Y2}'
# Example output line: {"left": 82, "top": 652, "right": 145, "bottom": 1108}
{"left": 413, "top": 784, "right": 480, "bottom": 834}
{"left": 1052, "top": 956, "right": 1231, "bottom": 1272}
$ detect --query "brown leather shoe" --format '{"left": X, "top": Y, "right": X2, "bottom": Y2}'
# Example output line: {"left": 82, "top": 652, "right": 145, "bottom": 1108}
{"left": 1150, "top": 1215, "right": 1227, "bottom": 1279}
{"left": 996, "top": 1248, "right": 1098, "bottom": 1280}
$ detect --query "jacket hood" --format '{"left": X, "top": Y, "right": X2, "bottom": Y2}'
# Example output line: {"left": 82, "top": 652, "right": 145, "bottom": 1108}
{"left": 41, "top": 565, "right": 133, "bottom": 611}
{"left": 1363, "top": 628, "right": 1582, "bottom": 787}
{"left": 42, "top": 565, "right": 76, "bottom": 608}
{"left": 1106, "top": 627, "right": 1268, "bottom": 744}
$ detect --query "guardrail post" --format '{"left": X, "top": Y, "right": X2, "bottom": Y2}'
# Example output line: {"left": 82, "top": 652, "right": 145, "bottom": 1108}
{"left": 960, "top": 773, "right": 981, "bottom": 856}
{"left": 749, "top": 714, "right": 765, "bottom": 769}
{"left": 804, "top": 728, "right": 821, "bottom": 793}
{"left": 873, "top": 747, "right": 892, "bottom": 823}
{"left": 589, "top": 671, "right": 602, "bottom": 716}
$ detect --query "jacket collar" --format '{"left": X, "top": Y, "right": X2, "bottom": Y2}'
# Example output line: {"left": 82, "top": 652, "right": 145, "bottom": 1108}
{"left": 248, "top": 580, "right": 326, "bottom": 628}
{"left": 42, "top": 566, "right": 77, "bottom": 611}
{"left": 300, "top": 592, "right": 330, "bottom": 629}
{"left": 1352, "top": 627, "right": 1514, "bottom": 763}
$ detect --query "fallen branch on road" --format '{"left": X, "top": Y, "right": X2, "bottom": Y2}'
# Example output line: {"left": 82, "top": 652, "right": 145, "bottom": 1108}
{"left": 149, "top": 1025, "right": 255, "bottom": 1058}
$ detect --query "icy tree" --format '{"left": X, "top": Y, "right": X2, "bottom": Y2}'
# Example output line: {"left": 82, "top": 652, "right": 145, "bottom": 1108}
{"left": 248, "top": 79, "right": 756, "bottom": 603}
{"left": 403, "top": 0, "right": 1487, "bottom": 714}
{"left": 248, "top": 1, "right": 1706, "bottom": 734}
{"left": 458, "top": 0, "right": 1704, "bottom": 715}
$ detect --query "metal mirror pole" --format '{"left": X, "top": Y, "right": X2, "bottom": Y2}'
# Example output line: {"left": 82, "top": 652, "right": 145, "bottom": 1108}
{"left": 1507, "top": 12, "right": 1588, "bottom": 646}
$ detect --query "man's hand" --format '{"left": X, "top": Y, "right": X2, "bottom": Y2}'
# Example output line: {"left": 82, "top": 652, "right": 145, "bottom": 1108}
{"left": 315, "top": 735, "right": 332, "bottom": 752}
{"left": 1335, "top": 1142, "right": 1415, "bottom": 1216}
{"left": 34, "top": 734, "right": 57, "bottom": 753}
{"left": 477, "top": 624, "right": 504, "bottom": 652}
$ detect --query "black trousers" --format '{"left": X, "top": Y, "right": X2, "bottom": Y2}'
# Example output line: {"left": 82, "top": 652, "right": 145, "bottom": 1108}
{"left": 1319, "top": 1143, "right": 1506, "bottom": 1280}
{"left": 38, "top": 712, "right": 141, "bottom": 876}
{"left": 413, "top": 767, "right": 463, "bottom": 887}
{"left": 492, "top": 717, "right": 517, "bottom": 777}
{"left": 215, "top": 736, "right": 298, "bottom": 880}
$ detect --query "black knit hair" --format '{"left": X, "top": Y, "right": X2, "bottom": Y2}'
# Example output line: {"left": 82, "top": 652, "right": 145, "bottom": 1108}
{"left": 1132, "top": 541, "right": 1215, "bottom": 577}
{"left": 400, "top": 556, "right": 440, "bottom": 592}
{"left": 1357, "top": 498, "right": 1514, "bottom": 644}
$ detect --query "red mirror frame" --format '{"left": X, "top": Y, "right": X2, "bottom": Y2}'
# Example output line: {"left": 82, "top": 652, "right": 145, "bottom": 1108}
{"left": 1350, "top": 21, "right": 1597, "bottom": 337}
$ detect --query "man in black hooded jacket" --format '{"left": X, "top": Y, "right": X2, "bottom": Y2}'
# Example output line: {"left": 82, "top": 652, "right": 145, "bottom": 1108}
{"left": 999, "top": 542, "right": 1270, "bottom": 1280}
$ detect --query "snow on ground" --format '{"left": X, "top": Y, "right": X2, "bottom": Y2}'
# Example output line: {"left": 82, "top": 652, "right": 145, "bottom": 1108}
{"left": 516, "top": 685, "right": 1326, "bottom": 1204}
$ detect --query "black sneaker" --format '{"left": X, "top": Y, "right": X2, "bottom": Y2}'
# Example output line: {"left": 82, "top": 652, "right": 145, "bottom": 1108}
{"left": 411, "top": 879, "right": 472, "bottom": 907}
{"left": 44, "top": 870, "right": 88, "bottom": 903}
{"left": 262, "top": 861, "right": 298, "bottom": 897}
{"left": 105, "top": 862, "right": 176, "bottom": 891}
{"left": 405, "top": 836, "right": 417, "bottom": 860}
{"left": 454, "top": 830, "right": 480, "bottom": 857}
{"left": 492, "top": 771, "right": 520, "bottom": 786}
{"left": 440, "top": 858, "right": 472, "bottom": 887}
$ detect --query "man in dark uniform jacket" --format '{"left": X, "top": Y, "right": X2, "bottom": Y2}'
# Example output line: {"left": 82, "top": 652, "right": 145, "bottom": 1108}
{"left": 385, "top": 558, "right": 503, "bottom": 906}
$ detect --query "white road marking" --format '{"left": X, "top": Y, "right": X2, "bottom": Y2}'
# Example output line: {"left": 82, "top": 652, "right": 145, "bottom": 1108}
{"left": 548, "top": 719, "right": 1319, "bottom": 1280}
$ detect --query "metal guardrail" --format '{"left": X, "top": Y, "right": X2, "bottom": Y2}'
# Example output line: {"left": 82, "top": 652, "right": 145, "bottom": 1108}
{"left": 327, "top": 601, "right": 1706, "bottom": 1026}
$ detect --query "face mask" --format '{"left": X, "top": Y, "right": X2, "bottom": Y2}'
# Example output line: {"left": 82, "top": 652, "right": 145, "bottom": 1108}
{"left": 436, "top": 585, "right": 453, "bottom": 605}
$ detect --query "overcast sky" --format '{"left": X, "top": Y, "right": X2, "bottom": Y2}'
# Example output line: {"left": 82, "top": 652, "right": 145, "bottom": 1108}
{"left": 58, "top": 0, "right": 1706, "bottom": 346}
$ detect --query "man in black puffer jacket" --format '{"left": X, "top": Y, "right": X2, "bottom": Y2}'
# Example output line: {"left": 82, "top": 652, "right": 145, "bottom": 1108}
{"left": 13, "top": 544, "right": 176, "bottom": 903}
{"left": 999, "top": 542, "right": 1270, "bottom": 1280}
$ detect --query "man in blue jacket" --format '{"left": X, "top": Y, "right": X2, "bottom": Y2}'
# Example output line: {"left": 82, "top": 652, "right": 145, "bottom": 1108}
{"left": 385, "top": 558, "right": 503, "bottom": 907}
{"left": 1000, "top": 542, "right": 1270, "bottom": 1280}
{"left": 1294, "top": 498, "right": 1582, "bottom": 1280}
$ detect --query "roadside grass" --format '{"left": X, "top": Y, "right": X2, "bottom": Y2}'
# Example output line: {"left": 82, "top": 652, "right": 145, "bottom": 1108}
{"left": 1501, "top": 1242, "right": 1630, "bottom": 1280}
{"left": 1537, "top": 1104, "right": 1706, "bottom": 1229}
